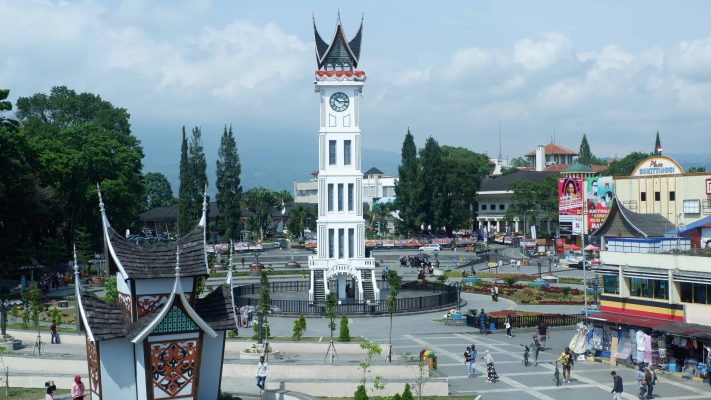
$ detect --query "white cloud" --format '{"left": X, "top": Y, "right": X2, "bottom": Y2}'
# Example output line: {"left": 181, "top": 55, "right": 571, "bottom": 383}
{"left": 665, "top": 38, "right": 711, "bottom": 81}
{"left": 513, "top": 33, "right": 571, "bottom": 71}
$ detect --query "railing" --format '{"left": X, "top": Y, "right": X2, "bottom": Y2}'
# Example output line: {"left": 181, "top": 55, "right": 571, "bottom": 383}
{"left": 466, "top": 313, "right": 582, "bottom": 330}
{"left": 233, "top": 280, "right": 458, "bottom": 315}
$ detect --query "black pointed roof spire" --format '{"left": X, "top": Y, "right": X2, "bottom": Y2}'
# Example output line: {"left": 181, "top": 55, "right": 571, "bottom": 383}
{"left": 654, "top": 130, "right": 662, "bottom": 156}
{"left": 313, "top": 13, "right": 363, "bottom": 70}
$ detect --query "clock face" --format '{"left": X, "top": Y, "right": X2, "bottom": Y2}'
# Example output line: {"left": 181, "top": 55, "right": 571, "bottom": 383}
{"left": 329, "top": 92, "right": 349, "bottom": 112}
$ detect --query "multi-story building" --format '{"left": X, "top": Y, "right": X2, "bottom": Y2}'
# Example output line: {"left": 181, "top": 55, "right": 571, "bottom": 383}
{"left": 525, "top": 143, "right": 577, "bottom": 169}
{"left": 294, "top": 167, "right": 396, "bottom": 207}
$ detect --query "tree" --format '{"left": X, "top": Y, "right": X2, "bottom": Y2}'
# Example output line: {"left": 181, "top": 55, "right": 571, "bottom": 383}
{"left": 415, "top": 137, "right": 444, "bottom": 233}
{"left": 189, "top": 126, "right": 208, "bottom": 224}
{"left": 504, "top": 173, "right": 560, "bottom": 234}
{"left": 144, "top": 172, "right": 174, "bottom": 209}
{"left": 395, "top": 130, "right": 418, "bottom": 235}
{"left": 104, "top": 275, "right": 118, "bottom": 303}
{"left": 440, "top": 146, "right": 491, "bottom": 235}
{"left": 603, "top": 152, "right": 649, "bottom": 176}
{"left": 286, "top": 204, "right": 316, "bottom": 240}
{"left": 16, "top": 86, "right": 144, "bottom": 256}
{"left": 291, "top": 314, "right": 306, "bottom": 341}
{"left": 578, "top": 134, "right": 593, "bottom": 166}
{"left": 510, "top": 157, "right": 530, "bottom": 168}
{"left": 178, "top": 127, "right": 191, "bottom": 233}
{"left": 253, "top": 272, "right": 271, "bottom": 342}
{"left": 242, "top": 187, "right": 279, "bottom": 240}
{"left": 339, "top": 315, "right": 350, "bottom": 342}
{"left": 385, "top": 270, "right": 402, "bottom": 362}
{"left": 687, "top": 166, "right": 706, "bottom": 173}
{"left": 216, "top": 125, "right": 242, "bottom": 240}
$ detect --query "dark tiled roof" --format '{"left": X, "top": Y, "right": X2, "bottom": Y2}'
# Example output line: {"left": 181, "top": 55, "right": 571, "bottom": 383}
{"left": 80, "top": 292, "right": 130, "bottom": 341}
{"left": 125, "top": 307, "right": 162, "bottom": 340}
{"left": 363, "top": 167, "right": 384, "bottom": 176}
{"left": 195, "top": 284, "right": 236, "bottom": 331}
{"left": 591, "top": 197, "right": 673, "bottom": 238}
{"left": 138, "top": 203, "right": 255, "bottom": 222}
{"left": 108, "top": 226, "right": 207, "bottom": 278}
{"left": 478, "top": 171, "right": 552, "bottom": 192}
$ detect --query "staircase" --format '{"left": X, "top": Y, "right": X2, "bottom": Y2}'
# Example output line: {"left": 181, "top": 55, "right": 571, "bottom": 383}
{"left": 312, "top": 270, "right": 325, "bottom": 303}
{"left": 360, "top": 270, "right": 375, "bottom": 301}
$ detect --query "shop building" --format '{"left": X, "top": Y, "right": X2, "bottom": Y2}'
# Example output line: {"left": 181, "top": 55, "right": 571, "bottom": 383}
{"left": 613, "top": 155, "right": 711, "bottom": 227}
{"left": 586, "top": 198, "right": 711, "bottom": 377}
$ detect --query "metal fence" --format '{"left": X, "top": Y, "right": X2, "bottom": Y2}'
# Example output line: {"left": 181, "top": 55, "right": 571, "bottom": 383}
{"left": 466, "top": 313, "right": 582, "bottom": 330}
{"left": 233, "top": 280, "right": 458, "bottom": 315}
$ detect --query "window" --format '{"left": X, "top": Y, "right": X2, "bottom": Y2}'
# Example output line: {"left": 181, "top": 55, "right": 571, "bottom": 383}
{"left": 348, "top": 228, "right": 354, "bottom": 258}
{"left": 329, "top": 140, "right": 336, "bottom": 165}
{"left": 348, "top": 184, "right": 354, "bottom": 211}
{"left": 338, "top": 184, "right": 344, "bottom": 211}
{"left": 328, "top": 229, "right": 334, "bottom": 258}
{"left": 481, "top": 204, "right": 487, "bottom": 211}
{"left": 669, "top": 191, "right": 676, "bottom": 201}
{"left": 344, "top": 140, "right": 351, "bottom": 165}
{"left": 338, "top": 229, "right": 344, "bottom": 258}
{"left": 681, "top": 282, "right": 710, "bottom": 304}
{"left": 654, "top": 191, "right": 660, "bottom": 201}
{"left": 640, "top": 192, "right": 647, "bottom": 202}
{"left": 603, "top": 275, "right": 619, "bottom": 294}
{"left": 684, "top": 199, "right": 701, "bottom": 214}
{"left": 328, "top": 184, "right": 334, "bottom": 211}
{"left": 499, "top": 204, "right": 505, "bottom": 210}
{"left": 490, "top": 204, "right": 495, "bottom": 210}
{"left": 629, "top": 277, "right": 667, "bottom": 300}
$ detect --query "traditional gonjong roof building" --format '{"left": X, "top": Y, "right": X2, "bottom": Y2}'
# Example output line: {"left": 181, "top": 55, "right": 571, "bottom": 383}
{"left": 75, "top": 185, "right": 236, "bottom": 400}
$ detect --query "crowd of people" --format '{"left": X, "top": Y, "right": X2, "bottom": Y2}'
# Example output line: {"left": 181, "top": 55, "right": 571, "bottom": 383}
{"left": 38, "top": 272, "right": 72, "bottom": 295}
{"left": 398, "top": 255, "right": 434, "bottom": 280}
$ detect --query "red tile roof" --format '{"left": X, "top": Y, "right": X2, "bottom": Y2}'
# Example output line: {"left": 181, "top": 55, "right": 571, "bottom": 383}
{"left": 544, "top": 163, "right": 571, "bottom": 172}
{"left": 524, "top": 143, "right": 578, "bottom": 157}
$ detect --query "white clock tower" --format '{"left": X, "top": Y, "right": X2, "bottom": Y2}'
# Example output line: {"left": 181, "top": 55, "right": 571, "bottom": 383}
{"left": 308, "top": 16, "right": 379, "bottom": 304}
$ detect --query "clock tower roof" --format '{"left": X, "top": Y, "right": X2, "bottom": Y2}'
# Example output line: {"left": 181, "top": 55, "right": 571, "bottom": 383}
{"left": 313, "top": 14, "right": 363, "bottom": 70}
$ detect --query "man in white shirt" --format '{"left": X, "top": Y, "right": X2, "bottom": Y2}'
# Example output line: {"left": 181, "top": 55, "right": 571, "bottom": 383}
{"left": 256, "top": 355, "right": 268, "bottom": 394}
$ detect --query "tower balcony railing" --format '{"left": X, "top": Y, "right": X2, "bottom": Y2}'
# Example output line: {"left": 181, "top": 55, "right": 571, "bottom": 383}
{"left": 308, "top": 256, "right": 374, "bottom": 270}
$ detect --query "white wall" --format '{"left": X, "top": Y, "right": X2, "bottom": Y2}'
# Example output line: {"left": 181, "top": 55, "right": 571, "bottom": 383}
{"left": 99, "top": 339, "right": 136, "bottom": 400}
{"left": 198, "top": 331, "right": 225, "bottom": 400}
{"left": 134, "top": 343, "right": 147, "bottom": 400}
{"left": 135, "top": 277, "right": 194, "bottom": 295}
{"left": 117, "top": 273, "right": 130, "bottom": 293}
{"left": 685, "top": 303, "right": 711, "bottom": 325}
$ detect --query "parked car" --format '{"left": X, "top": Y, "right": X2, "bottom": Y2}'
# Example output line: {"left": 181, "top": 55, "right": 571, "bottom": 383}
{"left": 418, "top": 243, "right": 441, "bottom": 253}
{"left": 272, "top": 238, "right": 287, "bottom": 249}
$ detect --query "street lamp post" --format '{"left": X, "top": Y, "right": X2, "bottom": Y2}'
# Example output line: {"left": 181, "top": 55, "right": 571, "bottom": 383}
{"left": 581, "top": 207, "right": 589, "bottom": 318}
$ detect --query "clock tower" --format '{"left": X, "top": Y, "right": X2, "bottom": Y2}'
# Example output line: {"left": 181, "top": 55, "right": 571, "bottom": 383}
{"left": 309, "top": 16, "right": 379, "bottom": 304}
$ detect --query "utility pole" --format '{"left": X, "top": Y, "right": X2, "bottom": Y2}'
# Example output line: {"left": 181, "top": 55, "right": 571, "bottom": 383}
{"left": 581, "top": 206, "right": 588, "bottom": 318}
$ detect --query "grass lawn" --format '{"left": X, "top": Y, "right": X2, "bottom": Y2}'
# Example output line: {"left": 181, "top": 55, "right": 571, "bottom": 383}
{"left": 0, "top": 387, "right": 69, "bottom": 400}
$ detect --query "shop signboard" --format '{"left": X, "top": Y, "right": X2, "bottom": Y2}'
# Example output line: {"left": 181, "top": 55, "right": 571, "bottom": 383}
{"left": 585, "top": 177, "right": 614, "bottom": 233}
{"left": 630, "top": 156, "right": 683, "bottom": 176}
{"left": 559, "top": 177, "right": 583, "bottom": 235}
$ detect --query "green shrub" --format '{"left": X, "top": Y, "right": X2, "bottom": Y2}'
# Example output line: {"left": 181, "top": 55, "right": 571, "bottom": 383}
{"left": 354, "top": 384, "right": 368, "bottom": 400}
{"left": 227, "top": 329, "right": 239, "bottom": 338}
{"left": 504, "top": 277, "right": 517, "bottom": 287}
{"left": 292, "top": 314, "right": 306, "bottom": 341}
{"left": 339, "top": 315, "right": 350, "bottom": 342}
{"left": 392, "top": 394, "right": 402, "bottom": 400}
{"left": 401, "top": 383, "right": 413, "bottom": 400}
{"left": 562, "top": 287, "right": 571, "bottom": 296}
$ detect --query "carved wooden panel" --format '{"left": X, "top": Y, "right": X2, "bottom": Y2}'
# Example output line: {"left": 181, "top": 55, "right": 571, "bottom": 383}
{"left": 149, "top": 338, "right": 200, "bottom": 399}
{"left": 86, "top": 338, "right": 101, "bottom": 397}
{"left": 118, "top": 292, "right": 132, "bottom": 318}
{"left": 137, "top": 293, "right": 192, "bottom": 317}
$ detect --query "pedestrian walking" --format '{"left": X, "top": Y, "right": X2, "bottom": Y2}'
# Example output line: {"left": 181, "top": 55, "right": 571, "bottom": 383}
{"left": 537, "top": 321, "right": 548, "bottom": 350}
{"left": 50, "top": 322, "right": 58, "bottom": 344}
{"left": 71, "top": 375, "right": 85, "bottom": 400}
{"left": 530, "top": 334, "right": 542, "bottom": 365}
{"left": 644, "top": 367, "right": 656, "bottom": 398}
{"left": 468, "top": 345, "right": 477, "bottom": 377}
{"left": 483, "top": 350, "right": 499, "bottom": 383}
{"left": 45, "top": 380, "right": 56, "bottom": 400}
{"left": 256, "top": 355, "right": 269, "bottom": 394}
{"left": 610, "top": 371, "right": 623, "bottom": 400}
{"left": 477, "top": 309, "right": 487, "bottom": 334}
{"left": 556, "top": 347, "right": 574, "bottom": 383}
{"left": 505, "top": 314, "right": 513, "bottom": 337}
{"left": 636, "top": 364, "right": 648, "bottom": 399}
{"left": 464, "top": 346, "right": 472, "bottom": 376}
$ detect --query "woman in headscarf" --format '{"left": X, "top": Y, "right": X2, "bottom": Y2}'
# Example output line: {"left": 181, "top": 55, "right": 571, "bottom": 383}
{"left": 71, "top": 375, "right": 85, "bottom": 400}
{"left": 483, "top": 350, "right": 499, "bottom": 383}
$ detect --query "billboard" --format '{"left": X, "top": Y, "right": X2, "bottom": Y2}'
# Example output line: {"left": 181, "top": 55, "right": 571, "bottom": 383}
{"left": 559, "top": 177, "right": 583, "bottom": 235}
{"left": 585, "top": 177, "right": 614, "bottom": 233}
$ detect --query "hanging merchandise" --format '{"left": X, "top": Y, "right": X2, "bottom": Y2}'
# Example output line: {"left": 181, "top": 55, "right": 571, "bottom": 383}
{"left": 630, "top": 329, "right": 638, "bottom": 363}
{"left": 636, "top": 330, "right": 646, "bottom": 364}
{"left": 591, "top": 328, "right": 604, "bottom": 351}
{"left": 644, "top": 333, "right": 653, "bottom": 365}
{"left": 570, "top": 322, "right": 588, "bottom": 354}
{"left": 617, "top": 330, "right": 631, "bottom": 359}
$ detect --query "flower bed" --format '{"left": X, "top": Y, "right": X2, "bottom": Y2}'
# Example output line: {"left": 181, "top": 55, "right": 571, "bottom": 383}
{"left": 488, "top": 310, "right": 542, "bottom": 318}
{"left": 462, "top": 282, "right": 585, "bottom": 305}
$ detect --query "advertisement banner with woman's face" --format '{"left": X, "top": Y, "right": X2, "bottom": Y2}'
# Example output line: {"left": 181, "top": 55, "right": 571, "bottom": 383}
{"left": 559, "top": 177, "right": 583, "bottom": 235}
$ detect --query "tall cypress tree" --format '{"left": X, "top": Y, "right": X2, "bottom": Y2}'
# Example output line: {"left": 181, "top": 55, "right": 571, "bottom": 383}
{"left": 394, "top": 130, "right": 418, "bottom": 236}
{"left": 416, "top": 136, "right": 444, "bottom": 233}
{"left": 178, "top": 127, "right": 191, "bottom": 234}
{"left": 578, "top": 134, "right": 593, "bottom": 166}
{"left": 188, "top": 126, "right": 208, "bottom": 227}
{"left": 216, "top": 125, "right": 242, "bottom": 240}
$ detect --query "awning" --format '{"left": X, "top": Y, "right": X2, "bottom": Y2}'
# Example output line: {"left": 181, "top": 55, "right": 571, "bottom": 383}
{"left": 584, "top": 312, "right": 671, "bottom": 329}
{"left": 653, "top": 322, "right": 711, "bottom": 339}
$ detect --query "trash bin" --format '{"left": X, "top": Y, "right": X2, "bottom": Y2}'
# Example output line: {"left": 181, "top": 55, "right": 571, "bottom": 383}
{"left": 489, "top": 322, "right": 496, "bottom": 331}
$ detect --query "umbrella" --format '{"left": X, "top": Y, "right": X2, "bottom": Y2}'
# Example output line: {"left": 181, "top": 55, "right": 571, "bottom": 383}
{"left": 568, "top": 244, "right": 580, "bottom": 251}
{"left": 584, "top": 244, "right": 599, "bottom": 251}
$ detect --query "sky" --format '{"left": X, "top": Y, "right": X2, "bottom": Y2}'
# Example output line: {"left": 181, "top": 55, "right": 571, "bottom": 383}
{"left": 2, "top": 0, "right": 711, "bottom": 191}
